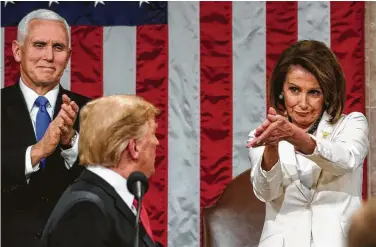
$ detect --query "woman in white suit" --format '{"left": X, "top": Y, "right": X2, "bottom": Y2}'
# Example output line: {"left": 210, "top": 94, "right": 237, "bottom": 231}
{"left": 246, "top": 40, "right": 369, "bottom": 247}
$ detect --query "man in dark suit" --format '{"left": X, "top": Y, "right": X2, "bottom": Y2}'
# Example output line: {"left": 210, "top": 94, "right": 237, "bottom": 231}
{"left": 41, "top": 95, "right": 163, "bottom": 247}
{"left": 1, "top": 9, "right": 90, "bottom": 247}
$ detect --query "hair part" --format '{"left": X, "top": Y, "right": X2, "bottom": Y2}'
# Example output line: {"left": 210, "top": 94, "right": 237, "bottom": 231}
{"left": 79, "top": 95, "right": 160, "bottom": 168}
{"left": 17, "top": 9, "right": 71, "bottom": 47}
{"left": 269, "top": 40, "right": 346, "bottom": 124}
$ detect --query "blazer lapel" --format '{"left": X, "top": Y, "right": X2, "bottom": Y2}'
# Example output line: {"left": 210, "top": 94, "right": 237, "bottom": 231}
{"left": 309, "top": 112, "right": 345, "bottom": 199}
{"left": 279, "top": 140, "right": 311, "bottom": 201}
{"left": 53, "top": 85, "right": 64, "bottom": 119}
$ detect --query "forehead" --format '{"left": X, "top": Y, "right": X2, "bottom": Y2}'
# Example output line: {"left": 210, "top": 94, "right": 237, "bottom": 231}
{"left": 26, "top": 19, "right": 68, "bottom": 44}
{"left": 285, "top": 65, "right": 320, "bottom": 88}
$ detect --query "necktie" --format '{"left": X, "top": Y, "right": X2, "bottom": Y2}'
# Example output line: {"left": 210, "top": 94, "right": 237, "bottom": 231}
{"left": 133, "top": 199, "right": 154, "bottom": 241}
{"left": 35, "top": 96, "right": 51, "bottom": 168}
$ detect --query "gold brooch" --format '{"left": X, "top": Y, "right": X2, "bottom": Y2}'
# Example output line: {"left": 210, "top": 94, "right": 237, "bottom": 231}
{"left": 322, "top": 129, "right": 331, "bottom": 139}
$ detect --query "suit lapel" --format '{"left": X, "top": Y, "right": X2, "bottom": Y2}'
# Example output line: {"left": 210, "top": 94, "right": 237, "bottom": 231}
{"left": 80, "top": 170, "right": 155, "bottom": 247}
{"left": 309, "top": 112, "right": 345, "bottom": 200}
{"left": 279, "top": 141, "right": 311, "bottom": 201}
{"left": 53, "top": 85, "right": 64, "bottom": 119}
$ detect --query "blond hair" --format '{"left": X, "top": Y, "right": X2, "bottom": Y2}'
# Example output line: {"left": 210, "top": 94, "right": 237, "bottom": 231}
{"left": 78, "top": 95, "right": 160, "bottom": 167}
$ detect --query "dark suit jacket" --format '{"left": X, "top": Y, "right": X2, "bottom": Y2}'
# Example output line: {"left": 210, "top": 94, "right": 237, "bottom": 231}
{"left": 1, "top": 82, "right": 90, "bottom": 247}
{"left": 41, "top": 169, "right": 163, "bottom": 247}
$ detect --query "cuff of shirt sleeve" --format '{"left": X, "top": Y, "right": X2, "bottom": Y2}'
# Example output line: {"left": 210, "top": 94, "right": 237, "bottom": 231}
{"left": 25, "top": 145, "right": 40, "bottom": 178}
{"left": 259, "top": 160, "right": 281, "bottom": 182}
{"left": 60, "top": 131, "right": 79, "bottom": 169}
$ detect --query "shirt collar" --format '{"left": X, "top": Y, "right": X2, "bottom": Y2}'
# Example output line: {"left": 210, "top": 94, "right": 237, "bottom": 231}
{"left": 87, "top": 165, "right": 135, "bottom": 210}
{"left": 19, "top": 78, "right": 60, "bottom": 113}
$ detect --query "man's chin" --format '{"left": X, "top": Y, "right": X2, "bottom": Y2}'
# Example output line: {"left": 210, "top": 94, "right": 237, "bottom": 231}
{"left": 35, "top": 78, "right": 59, "bottom": 87}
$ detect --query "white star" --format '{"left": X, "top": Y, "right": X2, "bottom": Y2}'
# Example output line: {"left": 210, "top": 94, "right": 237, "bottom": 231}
{"left": 139, "top": 1, "right": 149, "bottom": 7}
{"left": 94, "top": 1, "right": 105, "bottom": 7}
{"left": 49, "top": 1, "right": 59, "bottom": 7}
{"left": 4, "top": 1, "right": 15, "bottom": 7}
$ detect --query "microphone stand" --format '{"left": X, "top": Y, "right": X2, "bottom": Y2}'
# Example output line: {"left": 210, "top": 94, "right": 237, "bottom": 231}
{"left": 133, "top": 182, "right": 143, "bottom": 247}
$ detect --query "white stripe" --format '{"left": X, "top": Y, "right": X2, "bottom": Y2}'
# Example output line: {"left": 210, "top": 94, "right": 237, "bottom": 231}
{"left": 60, "top": 57, "right": 71, "bottom": 90}
{"left": 232, "top": 1, "right": 266, "bottom": 177}
{"left": 168, "top": 2, "right": 200, "bottom": 247}
{"left": 1, "top": 28, "right": 5, "bottom": 89}
{"left": 103, "top": 26, "right": 136, "bottom": 96}
{"left": 298, "top": 1, "right": 331, "bottom": 46}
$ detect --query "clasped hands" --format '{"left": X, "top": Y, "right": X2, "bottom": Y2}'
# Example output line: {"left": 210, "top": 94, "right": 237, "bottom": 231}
{"left": 246, "top": 107, "right": 293, "bottom": 148}
{"left": 31, "top": 94, "right": 79, "bottom": 165}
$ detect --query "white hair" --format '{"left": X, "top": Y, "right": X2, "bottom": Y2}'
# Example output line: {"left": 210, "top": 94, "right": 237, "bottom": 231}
{"left": 17, "top": 9, "right": 71, "bottom": 47}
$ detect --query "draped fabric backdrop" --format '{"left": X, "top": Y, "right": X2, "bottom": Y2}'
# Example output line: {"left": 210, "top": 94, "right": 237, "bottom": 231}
{"left": 365, "top": 1, "right": 376, "bottom": 197}
{"left": 1, "top": 1, "right": 371, "bottom": 247}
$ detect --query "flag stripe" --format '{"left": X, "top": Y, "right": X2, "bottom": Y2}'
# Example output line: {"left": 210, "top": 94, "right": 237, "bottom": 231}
{"left": 136, "top": 24, "right": 169, "bottom": 245}
{"left": 266, "top": 2, "right": 298, "bottom": 107}
{"left": 232, "top": 1, "right": 266, "bottom": 177}
{"left": 70, "top": 26, "right": 103, "bottom": 98}
{"left": 199, "top": 3, "right": 233, "bottom": 245}
{"left": 1, "top": 28, "right": 5, "bottom": 88}
{"left": 167, "top": 2, "right": 200, "bottom": 247}
{"left": 103, "top": 26, "right": 136, "bottom": 96}
{"left": 330, "top": 1, "right": 367, "bottom": 198}
{"left": 4, "top": 27, "right": 18, "bottom": 87}
{"left": 60, "top": 56, "right": 71, "bottom": 91}
{"left": 298, "top": 1, "right": 330, "bottom": 46}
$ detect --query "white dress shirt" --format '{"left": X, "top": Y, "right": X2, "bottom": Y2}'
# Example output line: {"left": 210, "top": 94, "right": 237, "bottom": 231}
{"left": 87, "top": 166, "right": 137, "bottom": 215}
{"left": 19, "top": 79, "right": 79, "bottom": 181}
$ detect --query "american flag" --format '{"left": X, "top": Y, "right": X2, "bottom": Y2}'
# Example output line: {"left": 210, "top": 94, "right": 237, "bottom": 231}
{"left": 1, "top": 1, "right": 367, "bottom": 246}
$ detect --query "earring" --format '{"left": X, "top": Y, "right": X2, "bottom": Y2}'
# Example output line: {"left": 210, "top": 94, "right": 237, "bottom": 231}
{"left": 279, "top": 94, "right": 283, "bottom": 100}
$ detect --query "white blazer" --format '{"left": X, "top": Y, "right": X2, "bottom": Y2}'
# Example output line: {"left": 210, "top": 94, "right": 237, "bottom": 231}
{"left": 248, "top": 111, "right": 369, "bottom": 247}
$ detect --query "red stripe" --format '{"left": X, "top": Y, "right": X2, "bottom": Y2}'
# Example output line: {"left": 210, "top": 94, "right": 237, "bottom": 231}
{"left": 200, "top": 1, "right": 233, "bottom": 246}
{"left": 4, "top": 27, "right": 19, "bottom": 87}
{"left": 331, "top": 2, "right": 367, "bottom": 198}
{"left": 266, "top": 1, "right": 298, "bottom": 108}
{"left": 136, "top": 24, "right": 168, "bottom": 246}
{"left": 70, "top": 26, "right": 103, "bottom": 98}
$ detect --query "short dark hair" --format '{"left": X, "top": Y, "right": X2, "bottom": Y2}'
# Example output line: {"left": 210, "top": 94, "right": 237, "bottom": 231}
{"left": 269, "top": 40, "right": 346, "bottom": 124}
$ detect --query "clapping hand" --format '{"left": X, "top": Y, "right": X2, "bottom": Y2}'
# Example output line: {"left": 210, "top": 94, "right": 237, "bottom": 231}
{"left": 58, "top": 94, "right": 79, "bottom": 146}
{"left": 246, "top": 107, "right": 293, "bottom": 148}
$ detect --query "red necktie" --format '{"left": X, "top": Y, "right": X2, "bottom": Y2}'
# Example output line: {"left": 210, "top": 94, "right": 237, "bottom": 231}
{"left": 133, "top": 199, "right": 154, "bottom": 241}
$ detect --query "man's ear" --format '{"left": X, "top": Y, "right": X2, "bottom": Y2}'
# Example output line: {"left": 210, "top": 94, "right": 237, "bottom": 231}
{"left": 128, "top": 139, "right": 139, "bottom": 160}
{"left": 12, "top": 40, "right": 22, "bottom": 63}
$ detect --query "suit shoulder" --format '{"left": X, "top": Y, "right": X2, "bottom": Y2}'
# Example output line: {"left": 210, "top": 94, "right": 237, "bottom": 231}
{"left": 1, "top": 84, "right": 18, "bottom": 97}
{"left": 345, "top": 111, "right": 367, "bottom": 121}
{"left": 62, "top": 90, "right": 91, "bottom": 106}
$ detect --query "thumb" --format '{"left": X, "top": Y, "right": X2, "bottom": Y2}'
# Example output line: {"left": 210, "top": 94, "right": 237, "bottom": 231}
{"left": 267, "top": 114, "right": 279, "bottom": 122}
{"left": 268, "top": 107, "right": 277, "bottom": 115}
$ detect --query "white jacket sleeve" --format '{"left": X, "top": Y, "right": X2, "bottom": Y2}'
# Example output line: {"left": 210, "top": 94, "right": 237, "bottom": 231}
{"left": 301, "top": 112, "right": 369, "bottom": 176}
{"left": 248, "top": 131, "right": 283, "bottom": 203}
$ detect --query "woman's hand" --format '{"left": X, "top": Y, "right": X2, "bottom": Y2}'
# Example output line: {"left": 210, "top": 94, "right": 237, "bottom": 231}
{"left": 246, "top": 108, "right": 293, "bottom": 148}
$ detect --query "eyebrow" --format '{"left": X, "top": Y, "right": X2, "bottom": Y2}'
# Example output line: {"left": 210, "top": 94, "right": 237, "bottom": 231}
{"left": 32, "top": 40, "right": 67, "bottom": 47}
{"left": 286, "top": 82, "right": 322, "bottom": 91}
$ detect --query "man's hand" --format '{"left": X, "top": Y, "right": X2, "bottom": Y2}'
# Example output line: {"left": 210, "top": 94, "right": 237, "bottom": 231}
{"left": 59, "top": 94, "right": 79, "bottom": 146}
{"left": 31, "top": 116, "right": 65, "bottom": 166}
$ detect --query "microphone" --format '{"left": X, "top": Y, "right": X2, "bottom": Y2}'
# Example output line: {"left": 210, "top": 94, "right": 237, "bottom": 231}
{"left": 127, "top": 171, "right": 149, "bottom": 247}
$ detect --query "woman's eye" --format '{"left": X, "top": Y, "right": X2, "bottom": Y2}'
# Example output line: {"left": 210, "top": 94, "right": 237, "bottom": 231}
{"left": 289, "top": 87, "right": 299, "bottom": 93}
{"left": 310, "top": 90, "right": 322, "bottom": 97}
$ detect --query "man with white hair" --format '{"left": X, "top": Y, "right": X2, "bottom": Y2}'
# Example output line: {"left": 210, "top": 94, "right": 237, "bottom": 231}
{"left": 1, "top": 9, "right": 90, "bottom": 247}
